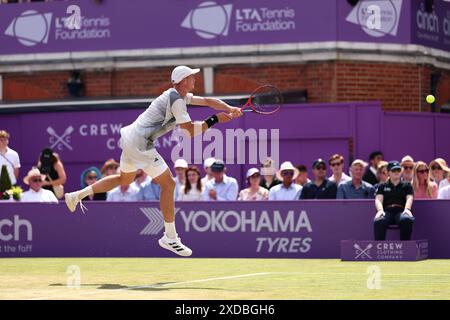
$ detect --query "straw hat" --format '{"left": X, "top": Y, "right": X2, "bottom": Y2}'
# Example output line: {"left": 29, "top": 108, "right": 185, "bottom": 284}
{"left": 429, "top": 158, "right": 450, "bottom": 172}
{"left": 276, "top": 161, "right": 299, "bottom": 181}
{"left": 100, "top": 158, "right": 119, "bottom": 175}
{"left": 23, "top": 168, "right": 46, "bottom": 185}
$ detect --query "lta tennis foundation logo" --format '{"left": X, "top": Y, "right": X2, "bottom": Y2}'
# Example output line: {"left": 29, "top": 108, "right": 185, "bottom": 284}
{"left": 346, "top": 0, "right": 403, "bottom": 38}
{"left": 4, "top": 10, "right": 52, "bottom": 46}
{"left": 182, "top": 1, "right": 296, "bottom": 39}
{"left": 181, "top": 1, "right": 233, "bottom": 39}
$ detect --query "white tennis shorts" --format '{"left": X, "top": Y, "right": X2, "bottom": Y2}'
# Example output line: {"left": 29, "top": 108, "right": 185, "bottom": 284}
{"left": 118, "top": 130, "right": 168, "bottom": 178}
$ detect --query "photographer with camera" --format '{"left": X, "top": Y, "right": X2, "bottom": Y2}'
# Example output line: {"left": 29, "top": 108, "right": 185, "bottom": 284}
{"left": 36, "top": 147, "right": 67, "bottom": 199}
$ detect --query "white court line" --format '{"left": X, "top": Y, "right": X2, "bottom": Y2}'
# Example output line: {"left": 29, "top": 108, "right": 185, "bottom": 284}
{"left": 28, "top": 272, "right": 270, "bottom": 300}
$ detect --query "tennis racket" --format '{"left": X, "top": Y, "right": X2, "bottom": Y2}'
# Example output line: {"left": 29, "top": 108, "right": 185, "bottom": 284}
{"left": 240, "top": 85, "right": 283, "bottom": 115}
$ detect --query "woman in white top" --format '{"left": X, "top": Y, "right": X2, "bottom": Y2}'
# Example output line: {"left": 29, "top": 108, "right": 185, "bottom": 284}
{"left": 177, "top": 166, "right": 203, "bottom": 201}
{"left": 238, "top": 168, "right": 269, "bottom": 201}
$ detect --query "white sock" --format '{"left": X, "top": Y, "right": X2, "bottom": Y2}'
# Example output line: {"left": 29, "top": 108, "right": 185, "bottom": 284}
{"left": 164, "top": 222, "right": 177, "bottom": 239}
{"left": 77, "top": 186, "right": 93, "bottom": 200}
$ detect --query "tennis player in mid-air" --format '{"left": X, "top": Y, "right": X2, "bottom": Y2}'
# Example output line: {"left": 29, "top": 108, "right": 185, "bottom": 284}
{"left": 65, "top": 66, "right": 243, "bottom": 257}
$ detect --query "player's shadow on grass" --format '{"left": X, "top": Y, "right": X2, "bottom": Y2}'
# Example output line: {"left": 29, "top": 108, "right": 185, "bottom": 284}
{"left": 98, "top": 283, "right": 232, "bottom": 292}
{"left": 49, "top": 283, "right": 233, "bottom": 292}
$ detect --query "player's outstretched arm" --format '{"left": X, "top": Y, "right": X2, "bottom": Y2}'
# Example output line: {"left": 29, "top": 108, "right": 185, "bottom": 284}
{"left": 190, "top": 96, "right": 242, "bottom": 117}
{"left": 179, "top": 112, "right": 240, "bottom": 138}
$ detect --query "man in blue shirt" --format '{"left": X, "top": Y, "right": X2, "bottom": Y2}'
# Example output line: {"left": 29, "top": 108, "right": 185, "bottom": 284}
{"left": 137, "top": 179, "right": 161, "bottom": 201}
{"left": 300, "top": 159, "right": 337, "bottom": 199}
{"left": 337, "top": 159, "right": 375, "bottom": 199}
{"left": 202, "top": 159, "right": 238, "bottom": 200}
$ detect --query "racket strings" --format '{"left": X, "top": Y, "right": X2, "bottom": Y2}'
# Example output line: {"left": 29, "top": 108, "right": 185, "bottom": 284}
{"left": 250, "top": 86, "right": 283, "bottom": 114}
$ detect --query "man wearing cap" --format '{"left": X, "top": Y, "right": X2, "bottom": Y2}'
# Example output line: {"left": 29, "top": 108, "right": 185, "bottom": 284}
{"left": 173, "top": 159, "right": 188, "bottom": 201}
{"left": 268, "top": 161, "right": 302, "bottom": 200}
{"left": 21, "top": 168, "right": 58, "bottom": 203}
{"left": 300, "top": 159, "right": 337, "bottom": 199}
{"left": 201, "top": 157, "right": 215, "bottom": 187}
{"left": 400, "top": 155, "right": 415, "bottom": 183}
{"left": 374, "top": 161, "right": 415, "bottom": 241}
{"left": 337, "top": 159, "right": 375, "bottom": 199}
{"left": 202, "top": 160, "right": 238, "bottom": 201}
{"left": 65, "top": 66, "right": 242, "bottom": 257}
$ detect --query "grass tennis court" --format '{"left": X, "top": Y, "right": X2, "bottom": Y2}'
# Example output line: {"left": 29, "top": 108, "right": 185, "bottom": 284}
{"left": 1, "top": 258, "right": 449, "bottom": 300}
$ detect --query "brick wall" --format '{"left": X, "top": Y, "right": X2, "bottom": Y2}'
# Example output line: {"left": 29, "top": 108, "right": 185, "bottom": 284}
{"left": 2, "top": 61, "right": 449, "bottom": 112}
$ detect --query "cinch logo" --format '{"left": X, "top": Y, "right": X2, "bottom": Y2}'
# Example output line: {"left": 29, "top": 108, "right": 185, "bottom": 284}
{"left": 181, "top": 1, "right": 233, "bottom": 39}
{"left": 4, "top": 10, "right": 52, "bottom": 46}
{"left": 346, "top": 0, "right": 403, "bottom": 38}
{"left": 354, "top": 243, "right": 373, "bottom": 259}
{"left": 0, "top": 215, "right": 33, "bottom": 242}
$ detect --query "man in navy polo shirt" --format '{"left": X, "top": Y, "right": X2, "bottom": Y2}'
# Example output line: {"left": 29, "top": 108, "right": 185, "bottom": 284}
{"left": 299, "top": 159, "right": 337, "bottom": 199}
{"left": 373, "top": 160, "right": 415, "bottom": 240}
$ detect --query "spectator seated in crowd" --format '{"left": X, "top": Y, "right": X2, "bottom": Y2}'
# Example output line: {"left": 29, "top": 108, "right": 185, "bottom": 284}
{"left": 238, "top": 168, "right": 269, "bottom": 201}
{"left": 328, "top": 154, "right": 351, "bottom": 185}
{"left": 21, "top": 168, "right": 58, "bottom": 203}
{"left": 80, "top": 166, "right": 106, "bottom": 201}
{"left": 0, "top": 130, "right": 21, "bottom": 187}
{"left": 374, "top": 161, "right": 389, "bottom": 190}
{"left": 337, "top": 159, "right": 375, "bottom": 199}
{"left": 429, "top": 158, "right": 449, "bottom": 189}
{"left": 413, "top": 161, "right": 438, "bottom": 199}
{"left": 300, "top": 159, "right": 337, "bottom": 199}
{"left": 260, "top": 157, "right": 281, "bottom": 190}
{"left": 131, "top": 169, "right": 151, "bottom": 190}
{"left": 173, "top": 159, "right": 188, "bottom": 201}
{"left": 100, "top": 158, "right": 120, "bottom": 177}
{"left": 201, "top": 157, "right": 215, "bottom": 187}
{"left": 106, "top": 183, "right": 139, "bottom": 202}
{"left": 295, "top": 164, "right": 310, "bottom": 187}
{"left": 363, "top": 151, "right": 384, "bottom": 186}
{"left": 202, "top": 159, "right": 238, "bottom": 201}
{"left": 374, "top": 161, "right": 414, "bottom": 241}
{"left": 36, "top": 147, "right": 67, "bottom": 199}
{"left": 400, "top": 155, "right": 415, "bottom": 183}
{"left": 137, "top": 179, "right": 161, "bottom": 201}
{"left": 177, "top": 166, "right": 203, "bottom": 201}
{"left": 268, "top": 161, "right": 302, "bottom": 200}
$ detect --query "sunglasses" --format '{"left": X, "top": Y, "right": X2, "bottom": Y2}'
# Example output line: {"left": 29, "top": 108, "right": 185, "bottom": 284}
{"left": 86, "top": 175, "right": 97, "bottom": 180}
{"left": 330, "top": 162, "right": 342, "bottom": 167}
{"left": 417, "top": 169, "right": 429, "bottom": 174}
{"left": 402, "top": 166, "right": 413, "bottom": 170}
{"left": 31, "top": 178, "right": 43, "bottom": 183}
{"left": 315, "top": 166, "right": 326, "bottom": 171}
{"left": 390, "top": 168, "right": 401, "bottom": 173}
{"left": 282, "top": 171, "right": 294, "bottom": 176}
{"left": 431, "top": 166, "right": 442, "bottom": 171}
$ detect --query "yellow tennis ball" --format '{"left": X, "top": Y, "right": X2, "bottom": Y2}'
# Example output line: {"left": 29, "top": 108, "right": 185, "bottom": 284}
{"left": 426, "top": 95, "right": 435, "bottom": 104}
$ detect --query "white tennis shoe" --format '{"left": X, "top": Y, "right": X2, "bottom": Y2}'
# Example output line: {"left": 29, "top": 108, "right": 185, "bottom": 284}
{"left": 158, "top": 233, "right": 192, "bottom": 257}
{"left": 64, "top": 192, "right": 87, "bottom": 214}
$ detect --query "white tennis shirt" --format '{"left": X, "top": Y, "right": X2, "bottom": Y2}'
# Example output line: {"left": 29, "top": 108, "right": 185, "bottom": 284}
{"left": 120, "top": 88, "right": 193, "bottom": 150}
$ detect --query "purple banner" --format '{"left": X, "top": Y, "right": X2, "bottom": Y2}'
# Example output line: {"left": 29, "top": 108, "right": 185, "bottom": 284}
{"left": 341, "top": 240, "right": 429, "bottom": 261}
{"left": 0, "top": 0, "right": 448, "bottom": 55}
{"left": 0, "top": 200, "right": 449, "bottom": 258}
